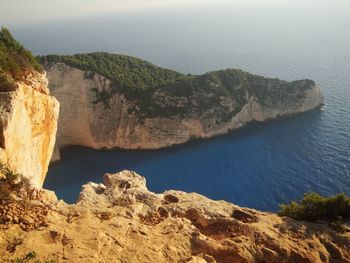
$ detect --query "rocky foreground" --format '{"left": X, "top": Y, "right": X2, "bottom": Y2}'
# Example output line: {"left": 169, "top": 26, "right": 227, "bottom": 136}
{"left": 1, "top": 171, "right": 349, "bottom": 263}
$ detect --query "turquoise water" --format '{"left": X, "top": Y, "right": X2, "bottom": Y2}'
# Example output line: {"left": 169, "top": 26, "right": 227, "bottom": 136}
{"left": 11, "top": 1, "right": 349, "bottom": 211}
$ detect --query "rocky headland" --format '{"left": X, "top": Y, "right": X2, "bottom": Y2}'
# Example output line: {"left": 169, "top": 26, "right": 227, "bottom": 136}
{"left": 38, "top": 53, "right": 323, "bottom": 161}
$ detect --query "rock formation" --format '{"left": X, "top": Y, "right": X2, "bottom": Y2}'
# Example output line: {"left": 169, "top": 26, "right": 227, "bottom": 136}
{"left": 39, "top": 55, "right": 323, "bottom": 161}
{"left": 0, "top": 27, "right": 59, "bottom": 187}
{"left": 0, "top": 70, "right": 59, "bottom": 187}
{"left": 1, "top": 170, "right": 349, "bottom": 263}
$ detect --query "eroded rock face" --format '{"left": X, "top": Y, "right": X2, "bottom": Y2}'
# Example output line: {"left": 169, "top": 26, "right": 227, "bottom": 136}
{"left": 0, "top": 71, "right": 59, "bottom": 187}
{"left": 1, "top": 171, "right": 349, "bottom": 263}
{"left": 45, "top": 63, "right": 323, "bottom": 161}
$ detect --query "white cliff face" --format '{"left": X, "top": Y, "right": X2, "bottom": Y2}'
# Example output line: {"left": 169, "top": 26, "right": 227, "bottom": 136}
{"left": 46, "top": 63, "right": 323, "bottom": 161}
{"left": 234, "top": 85, "right": 324, "bottom": 124}
{"left": 0, "top": 71, "right": 59, "bottom": 187}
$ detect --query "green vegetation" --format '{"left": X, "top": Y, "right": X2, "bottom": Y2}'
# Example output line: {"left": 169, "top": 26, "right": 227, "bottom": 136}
{"left": 0, "top": 162, "right": 25, "bottom": 200}
{"left": 38, "top": 52, "right": 192, "bottom": 109}
{"left": 11, "top": 251, "right": 55, "bottom": 263}
{"left": 39, "top": 52, "right": 315, "bottom": 118}
{"left": 0, "top": 162, "right": 21, "bottom": 183}
{"left": 0, "top": 27, "right": 43, "bottom": 88}
{"left": 0, "top": 162, "right": 33, "bottom": 204}
{"left": 0, "top": 73, "right": 17, "bottom": 91}
{"left": 279, "top": 192, "right": 350, "bottom": 221}
{"left": 37, "top": 52, "right": 185, "bottom": 90}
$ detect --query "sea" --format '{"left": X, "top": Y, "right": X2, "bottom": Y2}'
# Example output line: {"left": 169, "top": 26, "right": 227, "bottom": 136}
{"left": 9, "top": 1, "right": 350, "bottom": 211}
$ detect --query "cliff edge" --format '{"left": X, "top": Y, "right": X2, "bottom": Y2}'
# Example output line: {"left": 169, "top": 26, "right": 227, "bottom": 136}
{"left": 0, "top": 27, "right": 59, "bottom": 187}
{"left": 1, "top": 171, "right": 349, "bottom": 262}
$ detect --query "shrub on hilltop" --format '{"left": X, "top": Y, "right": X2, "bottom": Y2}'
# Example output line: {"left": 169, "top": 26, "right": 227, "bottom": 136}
{"left": 279, "top": 192, "right": 350, "bottom": 221}
{"left": 37, "top": 52, "right": 185, "bottom": 90}
{"left": 0, "top": 26, "right": 43, "bottom": 80}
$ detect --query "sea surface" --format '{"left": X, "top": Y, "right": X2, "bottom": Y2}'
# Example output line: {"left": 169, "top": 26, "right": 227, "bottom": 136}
{"left": 10, "top": 1, "right": 350, "bottom": 211}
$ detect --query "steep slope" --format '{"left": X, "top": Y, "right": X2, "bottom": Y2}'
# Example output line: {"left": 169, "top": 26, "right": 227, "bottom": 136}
{"left": 39, "top": 53, "right": 323, "bottom": 161}
{"left": 0, "top": 27, "right": 59, "bottom": 187}
{"left": 1, "top": 171, "right": 349, "bottom": 262}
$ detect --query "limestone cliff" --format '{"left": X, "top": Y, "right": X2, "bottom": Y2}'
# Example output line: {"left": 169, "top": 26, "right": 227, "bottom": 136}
{"left": 0, "top": 27, "right": 59, "bottom": 187}
{"left": 39, "top": 54, "right": 323, "bottom": 161}
{"left": 0, "top": 71, "right": 59, "bottom": 187}
{"left": 1, "top": 171, "right": 349, "bottom": 262}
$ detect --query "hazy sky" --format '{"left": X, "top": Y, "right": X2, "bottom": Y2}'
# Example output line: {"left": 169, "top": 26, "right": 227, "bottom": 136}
{"left": 0, "top": 0, "right": 230, "bottom": 25}
{"left": 2, "top": 0, "right": 342, "bottom": 26}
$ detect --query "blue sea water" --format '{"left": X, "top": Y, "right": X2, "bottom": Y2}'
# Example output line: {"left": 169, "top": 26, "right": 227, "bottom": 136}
{"left": 9, "top": 1, "right": 350, "bottom": 211}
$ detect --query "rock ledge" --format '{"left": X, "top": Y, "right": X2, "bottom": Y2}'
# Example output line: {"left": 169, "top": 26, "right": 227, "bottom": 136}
{"left": 1, "top": 170, "right": 349, "bottom": 263}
